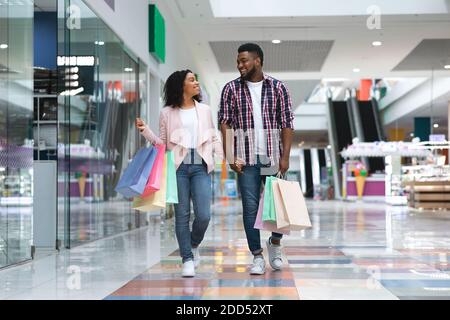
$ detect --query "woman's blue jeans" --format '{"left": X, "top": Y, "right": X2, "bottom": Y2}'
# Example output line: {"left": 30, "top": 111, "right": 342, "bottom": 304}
{"left": 174, "top": 149, "right": 212, "bottom": 263}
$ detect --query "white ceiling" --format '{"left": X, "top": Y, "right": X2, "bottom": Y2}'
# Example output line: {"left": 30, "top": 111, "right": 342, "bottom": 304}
{"left": 166, "top": 0, "right": 450, "bottom": 91}
{"left": 210, "top": 40, "right": 334, "bottom": 72}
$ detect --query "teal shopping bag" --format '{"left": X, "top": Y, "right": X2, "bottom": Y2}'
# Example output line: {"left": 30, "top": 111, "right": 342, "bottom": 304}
{"left": 165, "top": 150, "right": 178, "bottom": 204}
{"left": 262, "top": 176, "right": 276, "bottom": 222}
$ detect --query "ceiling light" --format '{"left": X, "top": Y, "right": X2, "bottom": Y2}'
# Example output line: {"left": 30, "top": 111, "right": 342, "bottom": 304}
{"left": 444, "top": 65, "right": 450, "bottom": 70}
{"left": 372, "top": 41, "right": 382, "bottom": 47}
{"left": 272, "top": 40, "right": 281, "bottom": 44}
{"left": 124, "top": 68, "right": 133, "bottom": 72}
{"left": 0, "top": 44, "right": 8, "bottom": 49}
{"left": 410, "top": 133, "right": 414, "bottom": 137}
{"left": 353, "top": 68, "right": 360, "bottom": 73}
{"left": 434, "top": 123, "right": 439, "bottom": 128}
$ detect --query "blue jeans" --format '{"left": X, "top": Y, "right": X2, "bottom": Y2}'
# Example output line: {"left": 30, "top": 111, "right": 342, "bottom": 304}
{"left": 174, "top": 149, "right": 212, "bottom": 263}
{"left": 238, "top": 155, "right": 283, "bottom": 256}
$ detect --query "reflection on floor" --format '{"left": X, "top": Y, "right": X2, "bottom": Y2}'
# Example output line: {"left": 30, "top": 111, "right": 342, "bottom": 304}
{"left": 2, "top": 199, "right": 450, "bottom": 300}
{"left": 0, "top": 206, "right": 32, "bottom": 268}
{"left": 0, "top": 215, "right": 164, "bottom": 300}
{"left": 107, "top": 200, "right": 450, "bottom": 300}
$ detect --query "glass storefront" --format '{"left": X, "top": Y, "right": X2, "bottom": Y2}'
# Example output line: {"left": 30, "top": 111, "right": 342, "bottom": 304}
{"left": 1, "top": 0, "right": 150, "bottom": 268}
{"left": 57, "top": 0, "right": 148, "bottom": 248}
{"left": 0, "top": 1, "right": 34, "bottom": 268}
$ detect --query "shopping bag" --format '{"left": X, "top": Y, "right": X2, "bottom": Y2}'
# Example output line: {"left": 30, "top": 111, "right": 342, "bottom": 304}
{"left": 165, "top": 150, "right": 178, "bottom": 204}
{"left": 142, "top": 144, "right": 166, "bottom": 197}
{"left": 114, "top": 146, "right": 157, "bottom": 198}
{"left": 272, "top": 179, "right": 290, "bottom": 229}
{"left": 133, "top": 152, "right": 168, "bottom": 212}
{"left": 254, "top": 191, "right": 290, "bottom": 235}
{"left": 262, "top": 176, "right": 277, "bottom": 222}
{"left": 277, "top": 179, "right": 312, "bottom": 230}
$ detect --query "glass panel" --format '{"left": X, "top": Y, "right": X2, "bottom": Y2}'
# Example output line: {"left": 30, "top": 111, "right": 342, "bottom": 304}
{"left": 0, "top": 0, "right": 34, "bottom": 268}
{"left": 57, "top": 0, "right": 145, "bottom": 248}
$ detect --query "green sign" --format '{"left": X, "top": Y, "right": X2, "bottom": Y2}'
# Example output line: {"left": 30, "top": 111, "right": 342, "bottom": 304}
{"left": 149, "top": 4, "right": 165, "bottom": 63}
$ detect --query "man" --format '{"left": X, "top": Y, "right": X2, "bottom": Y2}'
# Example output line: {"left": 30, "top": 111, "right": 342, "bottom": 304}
{"left": 219, "top": 43, "right": 294, "bottom": 275}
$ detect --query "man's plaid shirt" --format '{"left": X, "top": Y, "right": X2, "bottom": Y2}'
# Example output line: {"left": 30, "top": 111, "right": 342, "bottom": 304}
{"left": 218, "top": 74, "right": 295, "bottom": 166}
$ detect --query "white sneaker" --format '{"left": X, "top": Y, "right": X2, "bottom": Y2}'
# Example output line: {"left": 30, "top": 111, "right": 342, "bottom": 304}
{"left": 266, "top": 238, "right": 283, "bottom": 270}
{"left": 250, "top": 256, "right": 266, "bottom": 275}
{"left": 182, "top": 260, "right": 195, "bottom": 277}
{"left": 192, "top": 247, "right": 200, "bottom": 268}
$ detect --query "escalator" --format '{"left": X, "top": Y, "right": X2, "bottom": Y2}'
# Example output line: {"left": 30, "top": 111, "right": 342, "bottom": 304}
{"left": 331, "top": 101, "right": 354, "bottom": 153}
{"left": 326, "top": 99, "right": 355, "bottom": 198}
{"left": 358, "top": 99, "right": 385, "bottom": 173}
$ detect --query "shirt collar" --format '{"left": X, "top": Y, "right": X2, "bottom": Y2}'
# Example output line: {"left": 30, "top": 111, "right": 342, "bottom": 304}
{"left": 240, "top": 73, "right": 269, "bottom": 85}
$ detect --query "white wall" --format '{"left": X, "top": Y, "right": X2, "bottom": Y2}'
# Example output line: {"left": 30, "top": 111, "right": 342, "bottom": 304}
{"left": 84, "top": 0, "right": 204, "bottom": 131}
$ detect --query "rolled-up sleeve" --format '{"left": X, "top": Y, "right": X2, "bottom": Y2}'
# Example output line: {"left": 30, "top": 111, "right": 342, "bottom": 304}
{"left": 277, "top": 82, "right": 295, "bottom": 129}
{"left": 218, "top": 83, "right": 235, "bottom": 126}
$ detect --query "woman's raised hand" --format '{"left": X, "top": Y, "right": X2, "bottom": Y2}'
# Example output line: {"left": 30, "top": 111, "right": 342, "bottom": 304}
{"left": 135, "top": 118, "right": 146, "bottom": 132}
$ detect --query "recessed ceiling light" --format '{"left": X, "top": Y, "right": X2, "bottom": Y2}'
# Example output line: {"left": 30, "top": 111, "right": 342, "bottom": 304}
{"left": 353, "top": 68, "right": 360, "bottom": 73}
{"left": 124, "top": 68, "right": 133, "bottom": 72}
{"left": 434, "top": 123, "right": 439, "bottom": 128}
{"left": 372, "top": 41, "right": 382, "bottom": 47}
{"left": 410, "top": 133, "right": 414, "bottom": 137}
{"left": 0, "top": 44, "right": 8, "bottom": 49}
{"left": 445, "top": 65, "right": 450, "bottom": 70}
{"left": 272, "top": 40, "right": 281, "bottom": 44}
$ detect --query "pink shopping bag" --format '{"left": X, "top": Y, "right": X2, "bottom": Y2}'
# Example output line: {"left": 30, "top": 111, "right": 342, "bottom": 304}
{"left": 142, "top": 144, "right": 166, "bottom": 197}
{"left": 254, "top": 192, "right": 291, "bottom": 235}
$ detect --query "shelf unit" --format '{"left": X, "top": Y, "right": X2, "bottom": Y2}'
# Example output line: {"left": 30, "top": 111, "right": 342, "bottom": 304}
{"left": 402, "top": 165, "right": 450, "bottom": 210}
{"left": 34, "top": 95, "right": 58, "bottom": 161}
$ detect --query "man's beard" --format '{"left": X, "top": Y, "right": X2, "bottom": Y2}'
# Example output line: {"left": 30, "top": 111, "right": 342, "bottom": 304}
{"left": 241, "top": 66, "right": 256, "bottom": 81}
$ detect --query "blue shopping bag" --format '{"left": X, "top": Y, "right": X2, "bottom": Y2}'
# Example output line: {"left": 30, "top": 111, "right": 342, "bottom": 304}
{"left": 115, "top": 146, "right": 157, "bottom": 198}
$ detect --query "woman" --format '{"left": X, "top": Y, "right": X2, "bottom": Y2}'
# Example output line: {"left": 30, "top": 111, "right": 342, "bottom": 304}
{"left": 135, "top": 70, "right": 223, "bottom": 277}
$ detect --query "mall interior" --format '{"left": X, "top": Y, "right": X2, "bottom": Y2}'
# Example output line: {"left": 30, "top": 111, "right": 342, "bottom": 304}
{"left": 0, "top": 0, "right": 450, "bottom": 300}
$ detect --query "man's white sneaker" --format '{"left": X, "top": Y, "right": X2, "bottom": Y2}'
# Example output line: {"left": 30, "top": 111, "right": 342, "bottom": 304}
{"left": 182, "top": 260, "right": 195, "bottom": 277}
{"left": 266, "top": 238, "right": 283, "bottom": 270}
{"left": 250, "top": 256, "right": 266, "bottom": 275}
{"left": 192, "top": 247, "right": 200, "bottom": 268}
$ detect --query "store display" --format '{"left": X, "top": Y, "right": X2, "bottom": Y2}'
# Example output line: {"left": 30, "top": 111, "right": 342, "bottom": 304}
{"left": 341, "top": 141, "right": 432, "bottom": 158}
{"left": 402, "top": 165, "right": 450, "bottom": 210}
{"left": 34, "top": 67, "right": 58, "bottom": 95}
{"left": 33, "top": 95, "right": 58, "bottom": 161}
{"left": 341, "top": 141, "right": 448, "bottom": 205}
{"left": 342, "top": 160, "right": 385, "bottom": 201}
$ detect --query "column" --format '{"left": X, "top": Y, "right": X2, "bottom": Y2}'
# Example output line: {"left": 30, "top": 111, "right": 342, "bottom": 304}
{"left": 414, "top": 117, "right": 431, "bottom": 142}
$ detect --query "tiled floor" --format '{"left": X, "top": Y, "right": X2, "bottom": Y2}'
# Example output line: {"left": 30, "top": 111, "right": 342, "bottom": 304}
{"left": 2, "top": 199, "right": 450, "bottom": 300}
{"left": 106, "top": 200, "right": 450, "bottom": 300}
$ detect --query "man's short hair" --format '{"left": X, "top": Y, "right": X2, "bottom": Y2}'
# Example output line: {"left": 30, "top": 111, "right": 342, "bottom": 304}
{"left": 238, "top": 43, "right": 264, "bottom": 66}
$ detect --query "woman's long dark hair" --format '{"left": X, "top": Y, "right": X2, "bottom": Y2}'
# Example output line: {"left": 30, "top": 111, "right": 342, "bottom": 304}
{"left": 164, "top": 69, "right": 202, "bottom": 108}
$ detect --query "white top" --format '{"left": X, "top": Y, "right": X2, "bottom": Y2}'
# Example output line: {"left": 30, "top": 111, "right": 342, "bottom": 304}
{"left": 179, "top": 107, "right": 198, "bottom": 148}
{"left": 246, "top": 80, "right": 266, "bottom": 155}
